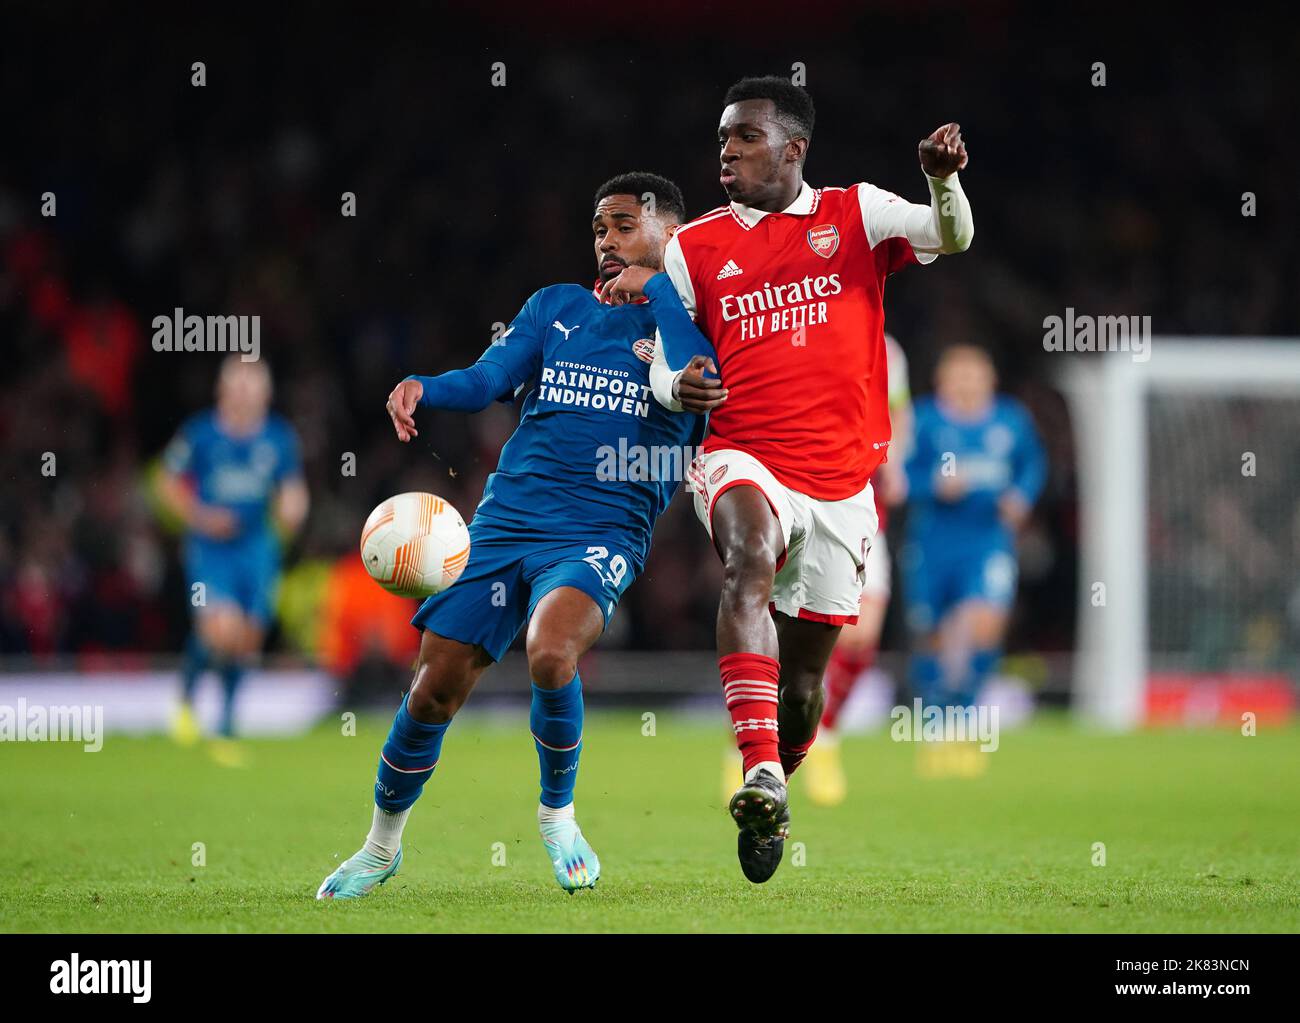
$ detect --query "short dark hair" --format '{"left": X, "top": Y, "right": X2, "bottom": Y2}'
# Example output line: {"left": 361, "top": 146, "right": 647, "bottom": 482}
{"left": 593, "top": 172, "right": 686, "bottom": 224}
{"left": 723, "top": 75, "right": 815, "bottom": 142}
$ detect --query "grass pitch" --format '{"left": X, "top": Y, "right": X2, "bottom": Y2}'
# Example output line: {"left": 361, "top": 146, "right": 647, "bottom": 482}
{"left": 2, "top": 712, "right": 1297, "bottom": 932}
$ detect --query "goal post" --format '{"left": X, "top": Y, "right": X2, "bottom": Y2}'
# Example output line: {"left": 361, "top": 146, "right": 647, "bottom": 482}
{"left": 1059, "top": 339, "right": 1300, "bottom": 729}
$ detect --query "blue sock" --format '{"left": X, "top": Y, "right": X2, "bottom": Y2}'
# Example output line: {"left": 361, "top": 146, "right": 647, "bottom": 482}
{"left": 910, "top": 653, "right": 943, "bottom": 710}
{"left": 531, "top": 674, "right": 583, "bottom": 809}
{"left": 218, "top": 661, "right": 244, "bottom": 737}
{"left": 181, "top": 632, "right": 209, "bottom": 704}
{"left": 375, "top": 696, "right": 451, "bottom": 813}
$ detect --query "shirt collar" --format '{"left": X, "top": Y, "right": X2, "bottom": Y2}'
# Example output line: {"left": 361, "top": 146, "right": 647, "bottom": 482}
{"left": 728, "top": 181, "right": 819, "bottom": 229}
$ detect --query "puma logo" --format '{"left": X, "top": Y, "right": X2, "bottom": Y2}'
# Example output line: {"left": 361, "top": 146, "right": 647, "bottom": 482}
{"left": 552, "top": 321, "right": 580, "bottom": 341}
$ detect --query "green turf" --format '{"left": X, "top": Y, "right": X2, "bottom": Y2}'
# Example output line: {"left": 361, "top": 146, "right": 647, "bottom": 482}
{"left": 2, "top": 712, "right": 1297, "bottom": 932}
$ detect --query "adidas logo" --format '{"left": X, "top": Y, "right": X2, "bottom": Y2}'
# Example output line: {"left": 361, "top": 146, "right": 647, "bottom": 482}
{"left": 716, "top": 259, "right": 744, "bottom": 280}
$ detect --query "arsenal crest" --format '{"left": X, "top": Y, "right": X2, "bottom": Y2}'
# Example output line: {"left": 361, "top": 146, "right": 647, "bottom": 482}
{"left": 632, "top": 338, "right": 656, "bottom": 363}
{"left": 807, "top": 224, "right": 839, "bottom": 258}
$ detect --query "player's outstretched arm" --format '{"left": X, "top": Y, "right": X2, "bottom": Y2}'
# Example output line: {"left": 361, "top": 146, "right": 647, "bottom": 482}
{"left": 860, "top": 123, "right": 974, "bottom": 257}
{"left": 918, "top": 122, "right": 968, "bottom": 178}
{"left": 917, "top": 122, "right": 973, "bottom": 254}
{"left": 388, "top": 291, "right": 546, "bottom": 441}
{"left": 386, "top": 360, "right": 515, "bottom": 442}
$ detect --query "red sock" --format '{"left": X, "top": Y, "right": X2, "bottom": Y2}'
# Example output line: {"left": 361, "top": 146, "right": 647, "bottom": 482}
{"left": 720, "top": 652, "right": 780, "bottom": 776}
{"left": 820, "top": 645, "right": 874, "bottom": 731}
{"left": 779, "top": 730, "right": 817, "bottom": 778}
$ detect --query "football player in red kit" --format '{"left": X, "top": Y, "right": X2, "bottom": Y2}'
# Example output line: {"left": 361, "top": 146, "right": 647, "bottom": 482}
{"left": 602, "top": 76, "right": 972, "bottom": 882}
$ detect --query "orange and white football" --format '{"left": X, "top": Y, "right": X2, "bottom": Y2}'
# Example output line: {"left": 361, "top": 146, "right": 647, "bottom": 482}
{"left": 359, "top": 492, "right": 470, "bottom": 598}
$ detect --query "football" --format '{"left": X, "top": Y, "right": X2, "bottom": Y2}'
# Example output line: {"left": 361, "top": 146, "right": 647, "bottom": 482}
{"left": 359, "top": 491, "right": 470, "bottom": 598}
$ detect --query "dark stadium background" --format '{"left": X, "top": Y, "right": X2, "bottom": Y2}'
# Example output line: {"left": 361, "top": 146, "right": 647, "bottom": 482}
{"left": 1, "top": 3, "right": 1295, "bottom": 700}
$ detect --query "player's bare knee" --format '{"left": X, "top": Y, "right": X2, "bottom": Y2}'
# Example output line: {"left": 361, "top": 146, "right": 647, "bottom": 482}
{"left": 407, "top": 634, "right": 484, "bottom": 722}
{"left": 200, "top": 613, "right": 238, "bottom": 659}
{"left": 238, "top": 623, "right": 263, "bottom": 658}
{"left": 406, "top": 652, "right": 456, "bottom": 722}
{"left": 406, "top": 673, "right": 463, "bottom": 723}
{"left": 781, "top": 672, "right": 823, "bottom": 711}
{"left": 968, "top": 606, "right": 1007, "bottom": 648}
{"left": 527, "top": 645, "right": 577, "bottom": 689}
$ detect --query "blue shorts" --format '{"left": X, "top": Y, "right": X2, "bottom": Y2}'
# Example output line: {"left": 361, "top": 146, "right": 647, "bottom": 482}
{"left": 184, "top": 534, "right": 281, "bottom": 626}
{"left": 411, "top": 519, "right": 640, "bottom": 662}
{"left": 900, "top": 537, "right": 1018, "bottom": 634}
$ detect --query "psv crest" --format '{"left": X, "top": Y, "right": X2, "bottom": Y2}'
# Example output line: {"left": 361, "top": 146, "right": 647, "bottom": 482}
{"left": 807, "top": 224, "right": 839, "bottom": 258}
{"left": 632, "top": 338, "right": 656, "bottom": 363}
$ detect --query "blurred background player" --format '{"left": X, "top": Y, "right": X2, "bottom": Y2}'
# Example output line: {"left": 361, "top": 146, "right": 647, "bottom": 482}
{"left": 900, "top": 344, "right": 1045, "bottom": 774}
{"left": 317, "top": 173, "right": 707, "bottom": 899}
{"left": 157, "top": 356, "right": 308, "bottom": 765}
{"left": 804, "top": 333, "right": 912, "bottom": 806}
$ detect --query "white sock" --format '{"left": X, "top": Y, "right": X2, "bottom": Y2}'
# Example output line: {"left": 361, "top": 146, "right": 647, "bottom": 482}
{"left": 746, "top": 760, "right": 786, "bottom": 784}
{"left": 362, "top": 806, "right": 410, "bottom": 860}
{"left": 537, "top": 802, "right": 575, "bottom": 827}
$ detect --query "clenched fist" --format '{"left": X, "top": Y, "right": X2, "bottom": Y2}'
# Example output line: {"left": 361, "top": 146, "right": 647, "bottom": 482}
{"left": 918, "top": 122, "right": 968, "bottom": 178}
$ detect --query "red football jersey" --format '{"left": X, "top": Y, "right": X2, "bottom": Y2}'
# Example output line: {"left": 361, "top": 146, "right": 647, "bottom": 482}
{"left": 664, "top": 182, "right": 929, "bottom": 501}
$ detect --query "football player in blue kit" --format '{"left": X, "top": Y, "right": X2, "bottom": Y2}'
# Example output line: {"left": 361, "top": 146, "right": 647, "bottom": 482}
{"left": 158, "top": 357, "right": 309, "bottom": 765}
{"left": 901, "top": 344, "right": 1046, "bottom": 714}
{"left": 317, "top": 173, "right": 713, "bottom": 898}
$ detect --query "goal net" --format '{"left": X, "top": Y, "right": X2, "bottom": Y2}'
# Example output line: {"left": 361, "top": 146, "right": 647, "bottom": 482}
{"left": 1060, "top": 340, "right": 1300, "bottom": 728}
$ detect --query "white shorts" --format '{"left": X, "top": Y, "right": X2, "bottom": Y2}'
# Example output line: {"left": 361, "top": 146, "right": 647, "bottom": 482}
{"left": 688, "top": 448, "right": 879, "bottom": 625}
{"left": 860, "top": 528, "right": 891, "bottom": 601}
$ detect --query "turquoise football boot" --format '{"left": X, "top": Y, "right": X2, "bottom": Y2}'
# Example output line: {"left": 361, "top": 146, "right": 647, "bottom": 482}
{"left": 316, "top": 846, "right": 402, "bottom": 900}
{"left": 539, "top": 818, "right": 600, "bottom": 893}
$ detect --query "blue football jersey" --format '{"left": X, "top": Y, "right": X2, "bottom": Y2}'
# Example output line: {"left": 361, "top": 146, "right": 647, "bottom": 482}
{"left": 905, "top": 395, "right": 1046, "bottom": 546}
{"left": 163, "top": 410, "right": 303, "bottom": 543}
{"left": 467, "top": 284, "right": 704, "bottom": 569}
